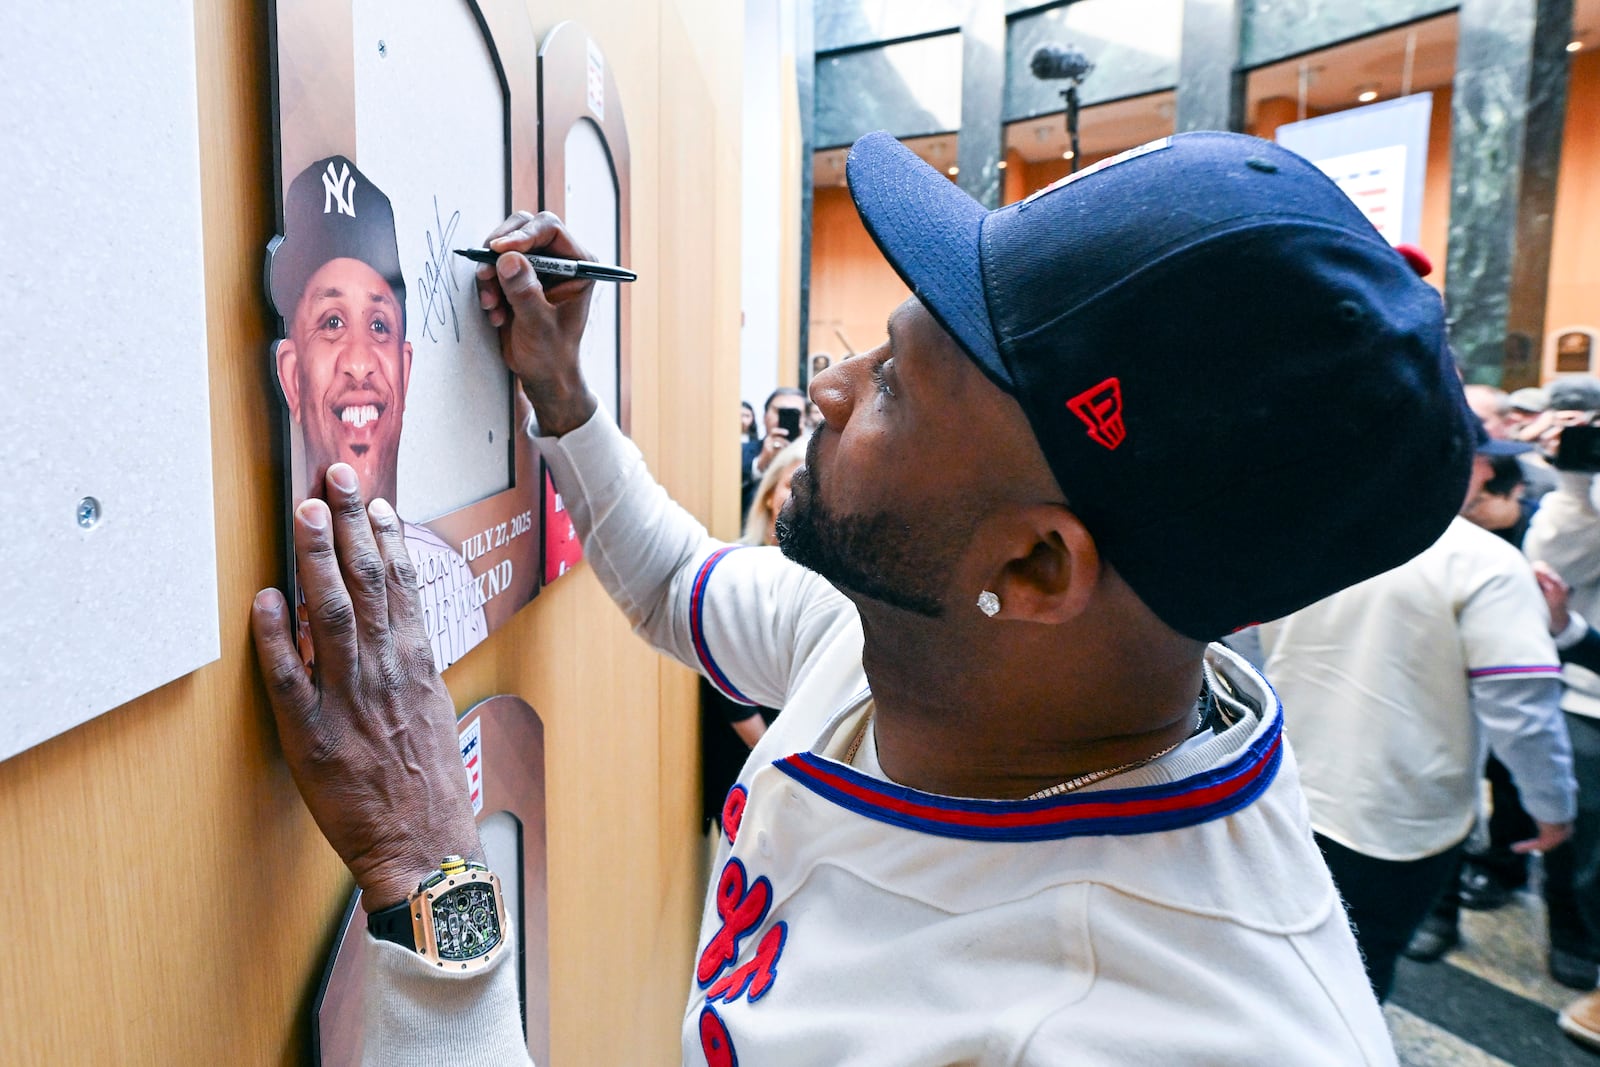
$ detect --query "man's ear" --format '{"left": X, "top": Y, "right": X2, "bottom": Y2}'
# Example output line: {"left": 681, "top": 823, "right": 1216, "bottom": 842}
{"left": 982, "top": 504, "right": 1102, "bottom": 625}
{"left": 274, "top": 338, "right": 301, "bottom": 421}
{"left": 400, "top": 340, "right": 413, "bottom": 402}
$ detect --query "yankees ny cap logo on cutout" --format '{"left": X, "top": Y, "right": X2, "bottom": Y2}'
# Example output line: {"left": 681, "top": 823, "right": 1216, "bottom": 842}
{"left": 1067, "top": 378, "right": 1126, "bottom": 450}
{"left": 322, "top": 161, "right": 356, "bottom": 216}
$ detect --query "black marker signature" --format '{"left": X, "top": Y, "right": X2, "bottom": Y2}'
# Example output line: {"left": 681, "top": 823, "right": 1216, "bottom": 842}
{"left": 418, "top": 196, "right": 462, "bottom": 343}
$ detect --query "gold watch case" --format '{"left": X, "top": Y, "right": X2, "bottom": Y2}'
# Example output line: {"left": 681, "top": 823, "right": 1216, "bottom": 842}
{"left": 410, "top": 859, "right": 509, "bottom": 973}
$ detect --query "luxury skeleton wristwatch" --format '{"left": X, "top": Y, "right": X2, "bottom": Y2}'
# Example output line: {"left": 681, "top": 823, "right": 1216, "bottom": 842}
{"left": 366, "top": 855, "right": 508, "bottom": 972}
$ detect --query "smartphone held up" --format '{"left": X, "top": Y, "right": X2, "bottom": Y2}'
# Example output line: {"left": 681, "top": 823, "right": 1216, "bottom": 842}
{"left": 777, "top": 406, "right": 803, "bottom": 443}
{"left": 1555, "top": 423, "right": 1600, "bottom": 473}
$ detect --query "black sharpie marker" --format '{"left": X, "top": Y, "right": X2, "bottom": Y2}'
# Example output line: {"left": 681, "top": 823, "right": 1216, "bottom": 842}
{"left": 454, "top": 248, "right": 636, "bottom": 283}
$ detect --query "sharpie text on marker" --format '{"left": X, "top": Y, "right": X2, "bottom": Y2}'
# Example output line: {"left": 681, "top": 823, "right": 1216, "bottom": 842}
{"left": 453, "top": 248, "right": 637, "bottom": 283}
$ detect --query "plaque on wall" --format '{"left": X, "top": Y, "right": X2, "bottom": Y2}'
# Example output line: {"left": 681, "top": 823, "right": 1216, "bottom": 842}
{"left": 265, "top": 0, "right": 547, "bottom": 671}
{"left": 537, "top": 22, "right": 633, "bottom": 584}
{"left": 1554, "top": 329, "right": 1597, "bottom": 376}
{"left": 311, "top": 695, "right": 550, "bottom": 1065}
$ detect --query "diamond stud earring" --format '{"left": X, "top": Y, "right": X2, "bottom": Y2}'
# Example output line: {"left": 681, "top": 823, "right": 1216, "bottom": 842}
{"left": 977, "top": 590, "right": 1001, "bottom": 617}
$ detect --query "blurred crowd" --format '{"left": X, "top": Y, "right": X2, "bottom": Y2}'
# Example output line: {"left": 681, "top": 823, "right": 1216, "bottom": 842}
{"left": 1237, "top": 375, "right": 1600, "bottom": 1049}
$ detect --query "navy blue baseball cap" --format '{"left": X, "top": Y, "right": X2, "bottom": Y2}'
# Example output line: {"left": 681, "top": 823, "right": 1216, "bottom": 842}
{"left": 1474, "top": 421, "right": 1534, "bottom": 457}
{"left": 846, "top": 130, "right": 1474, "bottom": 639}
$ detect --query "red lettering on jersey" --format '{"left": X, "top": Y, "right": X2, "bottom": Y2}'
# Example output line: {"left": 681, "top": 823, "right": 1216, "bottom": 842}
{"left": 721, "top": 785, "right": 748, "bottom": 844}
{"left": 697, "top": 859, "right": 773, "bottom": 987}
{"left": 699, "top": 1006, "right": 738, "bottom": 1067}
{"left": 1066, "top": 377, "right": 1127, "bottom": 450}
{"left": 706, "top": 921, "right": 787, "bottom": 1004}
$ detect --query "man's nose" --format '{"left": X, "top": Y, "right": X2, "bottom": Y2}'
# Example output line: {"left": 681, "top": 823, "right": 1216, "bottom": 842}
{"left": 809, "top": 361, "right": 853, "bottom": 429}
{"left": 334, "top": 334, "right": 378, "bottom": 379}
{"left": 810, "top": 349, "right": 879, "bottom": 429}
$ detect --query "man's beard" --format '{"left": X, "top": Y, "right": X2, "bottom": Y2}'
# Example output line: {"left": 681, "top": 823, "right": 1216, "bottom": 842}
{"left": 776, "top": 445, "right": 971, "bottom": 618}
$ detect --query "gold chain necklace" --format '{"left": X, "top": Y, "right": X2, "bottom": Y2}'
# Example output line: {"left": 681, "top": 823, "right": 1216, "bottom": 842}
{"left": 843, "top": 707, "right": 873, "bottom": 766}
{"left": 1020, "top": 732, "right": 1192, "bottom": 800}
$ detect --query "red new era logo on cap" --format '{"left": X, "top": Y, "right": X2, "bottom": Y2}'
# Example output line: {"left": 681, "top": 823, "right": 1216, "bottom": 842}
{"left": 1067, "top": 377, "right": 1126, "bottom": 450}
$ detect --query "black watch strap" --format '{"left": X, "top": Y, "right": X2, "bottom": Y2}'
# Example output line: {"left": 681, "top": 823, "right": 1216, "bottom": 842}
{"left": 366, "top": 897, "right": 417, "bottom": 951}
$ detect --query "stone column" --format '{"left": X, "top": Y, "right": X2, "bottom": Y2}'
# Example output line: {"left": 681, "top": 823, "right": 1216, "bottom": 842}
{"left": 1175, "top": 0, "right": 1244, "bottom": 132}
{"left": 957, "top": 0, "right": 1006, "bottom": 209}
{"left": 1446, "top": 0, "right": 1573, "bottom": 387}
{"left": 797, "top": 0, "right": 816, "bottom": 370}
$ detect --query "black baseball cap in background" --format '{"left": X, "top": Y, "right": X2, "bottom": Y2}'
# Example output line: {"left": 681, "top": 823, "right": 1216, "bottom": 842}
{"left": 845, "top": 130, "right": 1474, "bottom": 639}
{"left": 266, "top": 154, "right": 407, "bottom": 329}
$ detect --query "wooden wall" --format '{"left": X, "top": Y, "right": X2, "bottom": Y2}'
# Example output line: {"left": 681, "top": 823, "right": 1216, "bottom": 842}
{"left": 808, "top": 184, "right": 908, "bottom": 359}
{"left": 1548, "top": 48, "right": 1600, "bottom": 335}
{"left": 0, "top": 1, "right": 743, "bottom": 1064}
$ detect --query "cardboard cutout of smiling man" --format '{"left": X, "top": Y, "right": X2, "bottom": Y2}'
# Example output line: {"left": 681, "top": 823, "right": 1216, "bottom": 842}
{"left": 268, "top": 155, "right": 487, "bottom": 671}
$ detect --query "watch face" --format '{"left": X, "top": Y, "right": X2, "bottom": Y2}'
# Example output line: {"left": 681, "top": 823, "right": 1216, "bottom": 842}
{"left": 430, "top": 881, "right": 503, "bottom": 962}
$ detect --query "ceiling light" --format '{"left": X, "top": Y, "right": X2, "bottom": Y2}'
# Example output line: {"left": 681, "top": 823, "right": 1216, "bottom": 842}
{"left": 1568, "top": 40, "right": 1583, "bottom": 52}
{"left": 1357, "top": 88, "right": 1379, "bottom": 102}
{"left": 1062, "top": 150, "right": 1075, "bottom": 160}
{"left": 997, "top": 160, "right": 1008, "bottom": 169}
{"left": 947, "top": 165, "right": 959, "bottom": 176}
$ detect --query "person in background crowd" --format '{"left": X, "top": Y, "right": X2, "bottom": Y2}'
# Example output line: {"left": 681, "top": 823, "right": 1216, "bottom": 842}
{"left": 1532, "top": 562, "right": 1600, "bottom": 1050}
{"left": 740, "top": 399, "right": 757, "bottom": 442}
{"left": 741, "top": 437, "right": 808, "bottom": 552}
{"left": 1507, "top": 386, "right": 1549, "bottom": 436}
{"left": 804, "top": 399, "right": 824, "bottom": 433}
{"left": 1477, "top": 380, "right": 1557, "bottom": 498}
{"left": 1258, "top": 423, "right": 1576, "bottom": 1002}
{"left": 1461, "top": 454, "right": 1536, "bottom": 546}
{"left": 1537, "top": 562, "right": 1600, "bottom": 675}
{"left": 1524, "top": 397, "right": 1600, "bottom": 1033}
{"left": 1466, "top": 384, "right": 1513, "bottom": 441}
{"left": 741, "top": 386, "right": 806, "bottom": 516}
{"left": 1409, "top": 433, "right": 1543, "bottom": 962}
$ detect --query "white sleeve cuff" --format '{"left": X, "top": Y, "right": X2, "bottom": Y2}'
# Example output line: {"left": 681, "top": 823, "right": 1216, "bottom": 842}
{"left": 1555, "top": 610, "right": 1590, "bottom": 651}
{"left": 363, "top": 934, "right": 533, "bottom": 1066}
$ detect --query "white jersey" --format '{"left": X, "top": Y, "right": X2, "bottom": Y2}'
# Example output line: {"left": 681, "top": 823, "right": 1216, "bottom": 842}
{"left": 361, "top": 411, "right": 1397, "bottom": 1066}
{"left": 1258, "top": 517, "right": 1575, "bottom": 861}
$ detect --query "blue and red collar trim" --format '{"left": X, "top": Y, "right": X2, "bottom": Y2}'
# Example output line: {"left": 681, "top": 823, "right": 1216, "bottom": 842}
{"left": 773, "top": 708, "right": 1283, "bottom": 842}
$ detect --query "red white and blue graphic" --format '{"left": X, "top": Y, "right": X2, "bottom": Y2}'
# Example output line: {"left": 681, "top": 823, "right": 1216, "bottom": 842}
{"left": 458, "top": 717, "right": 483, "bottom": 815}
